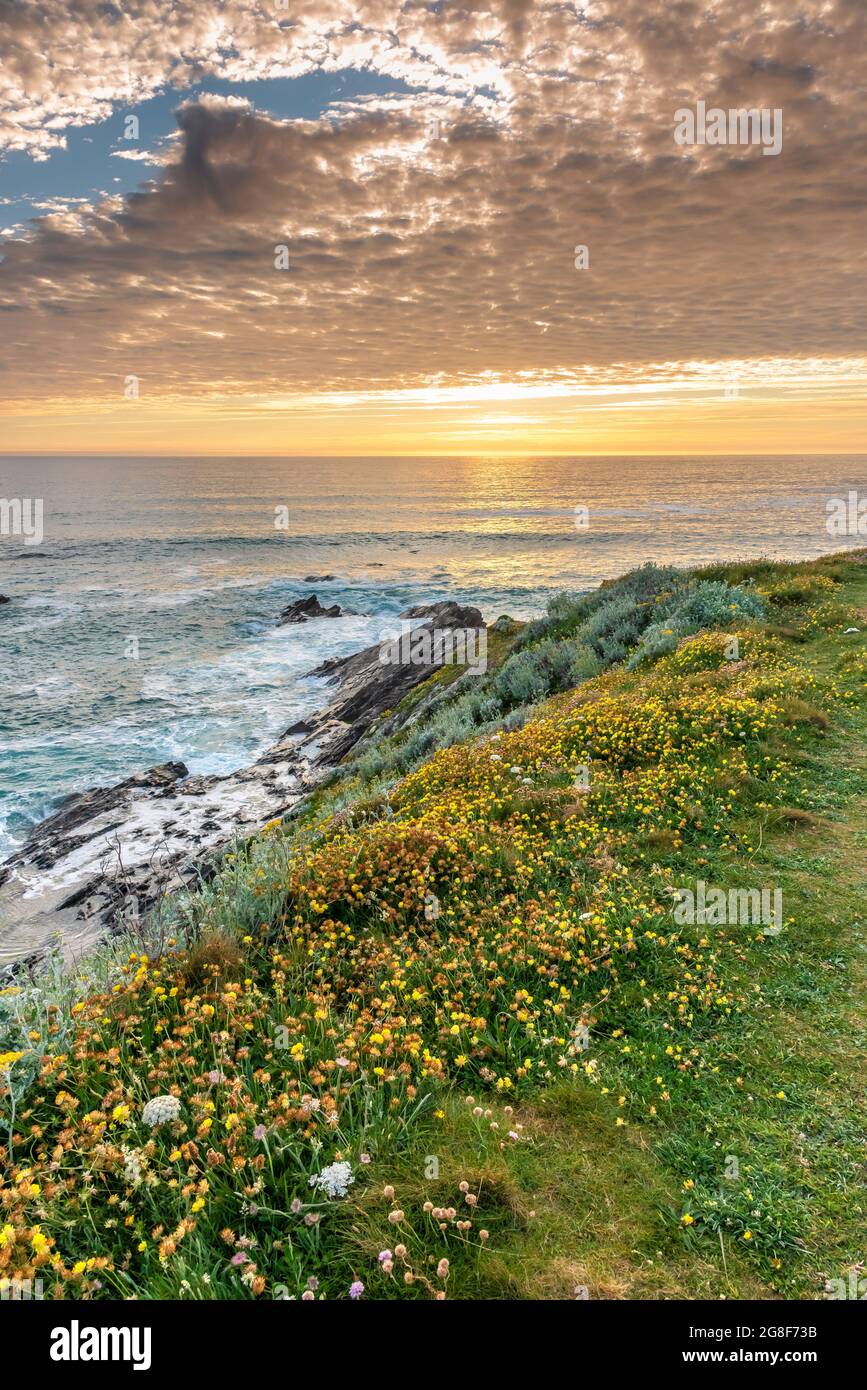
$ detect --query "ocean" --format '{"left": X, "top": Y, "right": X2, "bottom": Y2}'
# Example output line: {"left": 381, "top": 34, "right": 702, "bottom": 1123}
{"left": 0, "top": 453, "right": 864, "bottom": 859}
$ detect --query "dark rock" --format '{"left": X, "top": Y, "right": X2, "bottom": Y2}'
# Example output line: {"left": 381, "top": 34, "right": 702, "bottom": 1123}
{"left": 303, "top": 574, "right": 336, "bottom": 583}
{"left": 303, "top": 601, "right": 486, "bottom": 758}
{"left": 399, "top": 600, "right": 480, "bottom": 621}
{"left": 0, "top": 595, "right": 10, "bottom": 605}
{"left": 277, "top": 593, "right": 344, "bottom": 625}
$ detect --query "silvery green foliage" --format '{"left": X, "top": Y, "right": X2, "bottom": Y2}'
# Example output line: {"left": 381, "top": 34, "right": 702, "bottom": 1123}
{"left": 490, "top": 636, "right": 598, "bottom": 707}
{"left": 626, "top": 581, "right": 765, "bottom": 669}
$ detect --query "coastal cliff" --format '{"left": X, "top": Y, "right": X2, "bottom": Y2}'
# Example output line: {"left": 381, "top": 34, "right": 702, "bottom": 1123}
{"left": 0, "top": 600, "right": 485, "bottom": 968}
{"left": 1, "top": 552, "right": 865, "bottom": 1305}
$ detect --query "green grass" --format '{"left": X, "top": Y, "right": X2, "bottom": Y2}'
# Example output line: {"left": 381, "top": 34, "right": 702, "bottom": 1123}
{"left": 427, "top": 556, "right": 867, "bottom": 1299}
{"left": 296, "top": 553, "right": 867, "bottom": 1299}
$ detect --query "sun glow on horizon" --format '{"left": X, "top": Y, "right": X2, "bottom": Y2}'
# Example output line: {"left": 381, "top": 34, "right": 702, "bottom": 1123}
{"left": 2, "top": 356, "right": 865, "bottom": 455}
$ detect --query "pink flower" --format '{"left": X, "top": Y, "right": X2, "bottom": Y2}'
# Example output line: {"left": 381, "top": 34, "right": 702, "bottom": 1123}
{"left": 253, "top": 1125, "right": 267, "bottom": 1141}
{"left": 378, "top": 1250, "right": 392, "bottom": 1263}
{"left": 231, "top": 1252, "right": 248, "bottom": 1266}
{"left": 349, "top": 1280, "right": 364, "bottom": 1300}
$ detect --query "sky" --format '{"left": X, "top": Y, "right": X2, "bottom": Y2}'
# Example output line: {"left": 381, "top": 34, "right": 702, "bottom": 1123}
{"left": 0, "top": 0, "right": 865, "bottom": 456}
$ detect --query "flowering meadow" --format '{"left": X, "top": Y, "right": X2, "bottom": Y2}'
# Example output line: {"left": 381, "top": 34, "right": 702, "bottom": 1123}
{"left": 1, "top": 553, "right": 865, "bottom": 1300}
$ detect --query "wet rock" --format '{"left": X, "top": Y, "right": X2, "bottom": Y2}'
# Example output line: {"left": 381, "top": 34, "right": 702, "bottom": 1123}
{"left": 304, "top": 601, "right": 485, "bottom": 749}
{"left": 277, "top": 593, "right": 344, "bottom": 625}
{"left": 0, "top": 762, "right": 189, "bottom": 877}
{"left": 284, "top": 718, "right": 315, "bottom": 735}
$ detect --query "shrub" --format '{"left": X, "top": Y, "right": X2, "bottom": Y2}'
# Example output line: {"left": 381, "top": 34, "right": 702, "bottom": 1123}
{"left": 627, "top": 581, "right": 764, "bottom": 668}
{"left": 356, "top": 745, "right": 388, "bottom": 782}
{"left": 491, "top": 647, "right": 551, "bottom": 705}
{"left": 667, "top": 580, "right": 764, "bottom": 629}
{"left": 515, "top": 563, "right": 683, "bottom": 650}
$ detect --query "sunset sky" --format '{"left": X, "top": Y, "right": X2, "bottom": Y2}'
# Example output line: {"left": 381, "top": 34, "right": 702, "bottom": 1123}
{"left": 0, "top": 0, "right": 865, "bottom": 455}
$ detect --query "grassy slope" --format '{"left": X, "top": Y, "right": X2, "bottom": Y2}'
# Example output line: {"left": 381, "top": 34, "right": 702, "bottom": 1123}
{"left": 334, "top": 557, "right": 867, "bottom": 1301}
{"left": 355, "top": 588, "right": 867, "bottom": 1300}
{"left": 1, "top": 552, "right": 864, "bottom": 1301}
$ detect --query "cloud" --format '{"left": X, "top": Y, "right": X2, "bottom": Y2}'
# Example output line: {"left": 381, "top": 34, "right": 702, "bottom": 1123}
{"left": 0, "top": 2, "right": 864, "bottom": 412}
{"left": 110, "top": 148, "right": 168, "bottom": 164}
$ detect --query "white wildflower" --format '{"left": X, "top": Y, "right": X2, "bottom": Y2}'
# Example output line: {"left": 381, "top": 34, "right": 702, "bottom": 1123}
{"left": 141, "top": 1094, "right": 181, "bottom": 1128}
{"left": 122, "top": 1147, "right": 143, "bottom": 1186}
{"left": 308, "top": 1160, "right": 355, "bottom": 1199}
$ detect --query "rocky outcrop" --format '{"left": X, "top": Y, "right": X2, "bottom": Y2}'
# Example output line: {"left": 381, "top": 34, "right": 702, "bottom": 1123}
{"left": 0, "top": 600, "right": 487, "bottom": 969}
{"left": 3, "top": 762, "right": 188, "bottom": 876}
{"left": 298, "top": 600, "right": 485, "bottom": 764}
{"left": 0, "top": 595, "right": 10, "bottom": 605}
{"left": 277, "top": 593, "right": 345, "bottom": 625}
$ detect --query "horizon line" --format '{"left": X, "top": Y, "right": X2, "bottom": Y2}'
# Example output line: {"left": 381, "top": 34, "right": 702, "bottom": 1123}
{"left": 2, "top": 451, "right": 866, "bottom": 460}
